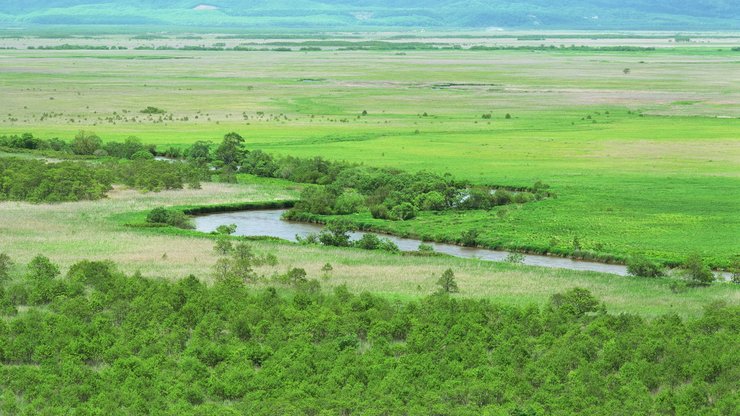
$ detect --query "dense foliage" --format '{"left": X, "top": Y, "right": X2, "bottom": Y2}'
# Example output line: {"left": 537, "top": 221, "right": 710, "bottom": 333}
{"left": 146, "top": 207, "right": 194, "bottom": 229}
{"left": 0, "top": 254, "right": 737, "bottom": 414}
{"left": 0, "top": 158, "right": 112, "bottom": 203}
{"left": 0, "top": 156, "right": 200, "bottom": 202}
{"left": 192, "top": 133, "right": 549, "bottom": 220}
{"left": 1, "top": 132, "right": 157, "bottom": 159}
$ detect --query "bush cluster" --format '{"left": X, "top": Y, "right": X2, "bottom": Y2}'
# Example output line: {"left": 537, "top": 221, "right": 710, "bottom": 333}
{"left": 0, "top": 158, "right": 112, "bottom": 203}
{"left": 146, "top": 207, "right": 194, "bottom": 229}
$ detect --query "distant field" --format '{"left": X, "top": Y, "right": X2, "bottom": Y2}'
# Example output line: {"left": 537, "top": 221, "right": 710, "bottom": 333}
{"left": 0, "top": 34, "right": 738, "bottom": 267}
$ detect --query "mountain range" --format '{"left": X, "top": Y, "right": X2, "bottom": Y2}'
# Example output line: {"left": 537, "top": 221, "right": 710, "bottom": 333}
{"left": 0, "top": 1, "right": 738, "bottom": 30}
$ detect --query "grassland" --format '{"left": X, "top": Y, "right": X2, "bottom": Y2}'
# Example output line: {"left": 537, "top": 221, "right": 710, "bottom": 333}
{"left": 1, "top": 34, "right": 737, "bottom": 268}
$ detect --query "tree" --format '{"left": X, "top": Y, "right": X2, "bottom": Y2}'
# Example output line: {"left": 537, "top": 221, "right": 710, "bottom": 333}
{"left": 334, "top": 189, "right": 365, "bottom": 214}
{"left": 550, "top": 288, "right": 600, "bottom": 317}
{"left": 285, "top": 268, "right": 308, "bottom": 286}
{"left": 214, "top": 241, "right": 258, "bottom": 285}
{"left": 0, "top": 253, "right": 12, "bottom": 282}
{"left": 186, "top": 141, "right": 212, "bottom": 166}
{"left": 215, "top": 132, "right": 246, "bottom": 168}
{"left": 682, "top": 253, "right": 714, "bottom": 286}
{"left": 72, "top": 130, "right": 102, "bottom": 155}
{"left": 437, "top": 268, "right": 459, "bottom": 294}
{"left": 319, "top": 219, "right": 355, "bottom": 247}
{"left": 623, "top": 68, "right": 631, "bottom": 75}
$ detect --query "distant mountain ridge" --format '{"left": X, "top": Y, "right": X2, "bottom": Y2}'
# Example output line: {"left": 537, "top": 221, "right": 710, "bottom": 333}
{"left": 0, "top": 1, "right": 738, "bottom": 30}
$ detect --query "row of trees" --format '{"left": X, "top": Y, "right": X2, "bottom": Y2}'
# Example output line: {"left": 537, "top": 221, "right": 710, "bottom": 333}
{"left": 0, "top": 157, "right": 201, "bottom": 203}
{"left": 187, "top": 133, "right": 550, "bottom": 220}
{"left": 0, "top": 253, "right": 736, "bottom": 414}
{"left": 0, "top": 132, "right": 180, "bottom": 160}
{"left": 0, "top": 158, "right": 112, "bottom": 203}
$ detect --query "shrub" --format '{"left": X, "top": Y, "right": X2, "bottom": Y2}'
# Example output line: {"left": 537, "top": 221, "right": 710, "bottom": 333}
{"left": 334, "top": 189, "right": 365, "bottom": 214}
{"left": 296, "top": 185, "right": 336, "bottom": 215}
{"left": 130, "top": 150, "right": 154, "bottom": 160}
{"left": 318, "top": 219, "right": 355, "bottom": 247}
{"left": 71, "top": 130, "right": 102, "bottom": 155}
{"left": 141, "top": 106, "right": 166, "bottom": 114}
{"left": 390, "top": 202, "right": 416, "bottom": 221}
{"left": 355, "top": 233, "right": 381, "bottom": 250}
{"left": 682, "top": 253, "right": 714, "bottom": 286}
{"left": 285, "top": 268, "right": 308, "bottom": 286}
{"left": 214, "top": 237, "right": 233, "bottom": 255}
{"left": 378, "top": 238, "right": 400, "bottom": 253}
{"left": 370, "top": 204, "right": 391, "bottom": 220}
{"left": 0, "top": 253, "right": 12, "bottom": 282}
{"left": 626, "top": 256, "right": 665, "bottom": 278}
{"left": 415, "top": 191, "right": 447, "bottom": 211}
{"left": 460, "top": 229, "right": 479, "bottom": 247}
{"left": 146, "top": 207, "right": 193, "bottom": 229}
{"left": 418, "top": 243, "right": 435, "bottom": 253}
{"left": 215, "top": 224, "right": 237, "bottom": 235}
{"left": 505, "top": 252, "right": 525, "bottom": 264}
{"left": 296, "top": 233, "right": 320, "bottom": 245}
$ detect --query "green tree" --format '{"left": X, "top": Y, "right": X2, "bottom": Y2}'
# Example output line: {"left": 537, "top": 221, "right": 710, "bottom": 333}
{"left": 437, "top": 268, "right": 459, "bottom": 294}
{"left": 71, "top": 130, "right": 102, "bottom": 155}
{"left": 0, "top": 253, "right": 12, "bottom": 282}
{"left": 214, "top": 241, "right": 258, "bottom": 285}
{"left": 550, "top": 287, "right": 600, "bottom": 317}
{"left": 186, "top": 140, "right": 212, "bottom": 166}
{"left": 215, "top": 132, "right": 246, "bottom": 168}
{"left": 334, "top": 189, "right": 365, "bottom": 214}
{"left": 319, "top": 219, "right": 355, "bottom": 247}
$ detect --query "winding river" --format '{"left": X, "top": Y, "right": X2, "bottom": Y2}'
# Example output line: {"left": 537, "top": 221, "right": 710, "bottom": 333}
{"left": 193, "top": 209, "right": 635, "bottom": 276}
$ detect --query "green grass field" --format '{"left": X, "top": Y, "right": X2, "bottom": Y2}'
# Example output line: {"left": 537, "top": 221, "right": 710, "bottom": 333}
{"left": 1, "top": 38, "right": 737, "bottom": 267}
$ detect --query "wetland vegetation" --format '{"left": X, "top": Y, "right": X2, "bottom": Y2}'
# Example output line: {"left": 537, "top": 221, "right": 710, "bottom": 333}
{"left": 0, "top": 25, "right": 738, "bottom": 414}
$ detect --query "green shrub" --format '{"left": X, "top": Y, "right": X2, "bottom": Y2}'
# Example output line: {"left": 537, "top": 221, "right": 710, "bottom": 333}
{"left": 318, "top": 219, "right": 355, "bottom": 247}
{"left": 460, "top": 229, "right": 479, "bottom": 247}
{"left": 626, "top": 256, "right": 665, "bottom": 278}
{"left": 146, "top": 207, "right": 193, "bottom": 229}
{"left": 130, "top": 150, "right": 154, "bottom": 160}
{"left": 334, "top": 189, "right": 365, "bottom": 214}
{"left": 682, "top": 253, "right": 714, "bottom": 286}
{"left": 0, "top": 253, "right": 12, "bottom": 282}
{"left": 370, "top": 204, "right": 391, "bottom": 219}
{"left": 141, "top": 106, "right": 166, "bottom": 114}
{"left": 390, "top": 202, "right": 416, "bottom": 221}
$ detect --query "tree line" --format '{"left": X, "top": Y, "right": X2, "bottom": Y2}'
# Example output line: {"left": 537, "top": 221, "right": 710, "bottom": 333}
{"left": 182, "top": 133, "right": 551, "bottom": 221}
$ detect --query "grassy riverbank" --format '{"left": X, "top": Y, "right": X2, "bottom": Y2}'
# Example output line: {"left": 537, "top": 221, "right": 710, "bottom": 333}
{"left": 0, "top": 176, "right": 736, "bottom": 318}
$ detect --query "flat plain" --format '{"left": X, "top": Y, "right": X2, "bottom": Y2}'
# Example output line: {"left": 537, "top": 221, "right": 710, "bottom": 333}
{"left": 1, "top": 33, "right": 738, "bottom": 266}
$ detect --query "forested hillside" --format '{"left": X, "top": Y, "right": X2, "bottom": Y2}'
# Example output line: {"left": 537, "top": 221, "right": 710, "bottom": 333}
{"left": 0, "top": 0, "right": 738, "bottom": 29}
{"left": 0, "top": 256, "right": 738, "bottom": 414}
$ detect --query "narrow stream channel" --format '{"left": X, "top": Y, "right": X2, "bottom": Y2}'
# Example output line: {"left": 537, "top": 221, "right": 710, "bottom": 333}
{"left": 193, "top": 209, "right": 634, "bottom": 276}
